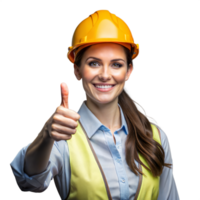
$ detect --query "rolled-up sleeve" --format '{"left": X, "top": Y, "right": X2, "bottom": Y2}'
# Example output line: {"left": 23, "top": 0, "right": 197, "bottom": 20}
{"left": 157, "top": 127, "right": 180, "bottom": 200}
{"left": 10, "top": 142, "right": 63, "bottom": 192}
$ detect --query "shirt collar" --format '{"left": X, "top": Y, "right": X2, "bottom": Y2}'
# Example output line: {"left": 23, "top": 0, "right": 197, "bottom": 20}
{"left": 78, "top": 100, "right": 128, "bottom": 138}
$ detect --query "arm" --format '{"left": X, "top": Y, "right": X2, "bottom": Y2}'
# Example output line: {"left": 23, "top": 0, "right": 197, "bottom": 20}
{"left": 24, "top": 119, "right": 55, "bottom": 176}
{"left": 157, "top": 127, "right": 180, "bottom": 200}
{"left": 10, "top": 118, "right": 63, "bottom": 192}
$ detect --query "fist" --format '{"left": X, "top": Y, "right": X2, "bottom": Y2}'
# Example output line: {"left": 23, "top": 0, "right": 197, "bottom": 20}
{"left": 45, "top": 83, "right": 80, "bottom": 141}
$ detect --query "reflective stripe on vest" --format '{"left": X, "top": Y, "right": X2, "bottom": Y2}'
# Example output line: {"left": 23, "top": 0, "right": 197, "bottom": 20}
{"left": 66, "top": 121, "right": 161, "bottom": 200}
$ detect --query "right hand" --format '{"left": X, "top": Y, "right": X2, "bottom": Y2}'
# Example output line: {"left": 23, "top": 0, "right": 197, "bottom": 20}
{"left": 45, "top": 82, "right": 80, "bottom": 141}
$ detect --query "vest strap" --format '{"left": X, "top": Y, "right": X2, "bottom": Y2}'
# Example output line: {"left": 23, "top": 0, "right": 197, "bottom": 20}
{"left": 79, "top": 121, "right": 112, "bottom": 200}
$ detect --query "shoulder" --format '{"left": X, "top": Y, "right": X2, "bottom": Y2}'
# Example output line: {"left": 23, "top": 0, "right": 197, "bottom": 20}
{"left": 151, "top": 123, "right": 169, "bottom": 148}
{"left": 157, "top": 125, "right": 170, "bottom": 153}
{"left": 151, "top": 123, "right": 173, "bottom": 163}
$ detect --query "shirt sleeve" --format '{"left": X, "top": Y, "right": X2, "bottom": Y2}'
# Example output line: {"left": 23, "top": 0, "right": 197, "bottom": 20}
{"left": 10, "top": 141, "right": 63, "bottom": 192}
{"left": 157, "top": 126, "right": 180, "bottom": 200}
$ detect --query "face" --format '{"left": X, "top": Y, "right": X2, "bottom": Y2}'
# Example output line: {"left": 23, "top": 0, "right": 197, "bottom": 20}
{"left": 74, "top": 43, "right": 133, "bottom": 105}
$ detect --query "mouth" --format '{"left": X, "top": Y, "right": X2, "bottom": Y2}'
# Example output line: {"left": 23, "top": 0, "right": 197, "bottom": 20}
{"left": 93, "top": 84, "right": 115, "bottom": 87}
{"left": 93, "top": 84, "right": 115, "bottom": 92}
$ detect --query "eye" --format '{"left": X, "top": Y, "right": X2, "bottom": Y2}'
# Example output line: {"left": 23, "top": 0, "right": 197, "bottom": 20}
{"left": 89, "top": 62, "right": 122, "bottom": 68}
{"left": 89, "top": 62, "right": 97, "bottom": 66}
{"left": 114, "top": 63, "right": 122, "bottom": 67}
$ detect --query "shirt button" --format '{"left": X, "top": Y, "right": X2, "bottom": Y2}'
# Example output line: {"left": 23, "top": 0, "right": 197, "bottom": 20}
{"left": 121, "top": 179, "right": 125, "bottom": 183}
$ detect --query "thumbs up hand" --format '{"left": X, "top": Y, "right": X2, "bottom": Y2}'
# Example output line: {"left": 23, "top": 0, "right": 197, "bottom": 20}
{"left": 45, "top": 83, "right": 80, "bottom": 141}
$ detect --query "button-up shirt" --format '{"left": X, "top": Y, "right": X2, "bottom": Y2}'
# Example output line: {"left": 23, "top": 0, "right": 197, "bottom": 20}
{"left": 10, "top": 101, "right": 179, "bottom": 200}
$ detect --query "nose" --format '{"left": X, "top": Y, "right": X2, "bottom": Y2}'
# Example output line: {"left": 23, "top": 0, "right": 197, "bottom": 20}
{"left": 98, "top": 67, "right": 112, "bottom": 80}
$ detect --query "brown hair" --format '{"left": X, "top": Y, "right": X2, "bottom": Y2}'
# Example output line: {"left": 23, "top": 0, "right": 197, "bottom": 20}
{"left": 74, "top": 45, "right": 172, "bottom": 177}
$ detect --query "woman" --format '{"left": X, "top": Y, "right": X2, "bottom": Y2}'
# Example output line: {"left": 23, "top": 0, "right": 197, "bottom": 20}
{"left": 10, "top": 10, "right": 179, "bottom": 200}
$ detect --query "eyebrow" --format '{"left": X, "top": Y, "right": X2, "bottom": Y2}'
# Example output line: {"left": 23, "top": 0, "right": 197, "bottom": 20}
{"left": 85, "top": 57, "right": 125, "bottom": 63}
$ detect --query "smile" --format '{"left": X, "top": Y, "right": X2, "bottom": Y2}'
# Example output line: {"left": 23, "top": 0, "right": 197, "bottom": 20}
{"left": 93, "top": 84, "right": 115, "bottom": 92}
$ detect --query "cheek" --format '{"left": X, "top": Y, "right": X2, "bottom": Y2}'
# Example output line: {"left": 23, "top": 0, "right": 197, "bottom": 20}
{"left": 82, "top": 67, "right": 96, "bottom": 82}
{"left": 111, "top": 68, "right": 126, "bottom": 84}
{"left": 112, "top": 69, "right": 127, "bottom": 82}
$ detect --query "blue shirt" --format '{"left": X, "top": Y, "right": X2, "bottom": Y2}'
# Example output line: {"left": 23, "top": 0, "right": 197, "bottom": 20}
{"left": 10, "top": 101, "right": 179, "bottom": 200}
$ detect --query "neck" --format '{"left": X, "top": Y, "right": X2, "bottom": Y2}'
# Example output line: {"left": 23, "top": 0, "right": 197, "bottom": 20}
{"left": 85, "top": 97, "right": 122, "bottom": 134}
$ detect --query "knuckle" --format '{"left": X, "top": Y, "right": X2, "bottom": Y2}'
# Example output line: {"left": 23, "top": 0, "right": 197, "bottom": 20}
{"left": 66, "top": 135, "right": 72, "bottom": 140}
{"left": 74, "top": 122, "right": 78, "bottom": 128}
{"left": 51, "top": 123, "right": 57, "bottom": 130}
{"left": 51, "top": 132, "right": 60, "bottom": 141}
{"left": 72, "top": 128, "right": 77, "bottom": 134}
{"left": 50, "top": 131, "right": 56, "bottom": 138}
{"left": 51, "top": 130, "right": 72, "bottom": 142}
{"left": 56, "top": 106, "right": 65, "bottom": 113}
{"left": 53, "top": 114, "right": 60, "bottom": 122}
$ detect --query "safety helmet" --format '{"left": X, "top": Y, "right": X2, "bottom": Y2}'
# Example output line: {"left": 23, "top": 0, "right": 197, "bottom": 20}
{"left": 67, "top": 10, "right": 139, "bottom": 63}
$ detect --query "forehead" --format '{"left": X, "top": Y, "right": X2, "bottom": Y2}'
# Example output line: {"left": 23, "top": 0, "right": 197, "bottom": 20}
{"left": 83, "top": 43, "right": 126, "bottom": 58}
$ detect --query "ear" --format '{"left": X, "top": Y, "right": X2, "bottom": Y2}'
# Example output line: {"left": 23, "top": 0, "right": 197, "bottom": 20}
{"left": 125, "top": 63, "right": 133, "bottom": 81}
{"left": 74, "top": 64, "right": 82, "bottom": 80}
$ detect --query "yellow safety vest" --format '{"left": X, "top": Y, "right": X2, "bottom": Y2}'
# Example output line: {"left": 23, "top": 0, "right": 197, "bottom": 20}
{"left": 66, "top": 121, "right": 161, "bottom": 200}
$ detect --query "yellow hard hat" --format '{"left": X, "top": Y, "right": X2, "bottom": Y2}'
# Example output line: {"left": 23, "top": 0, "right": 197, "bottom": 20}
{"left": 67, "top": 10, "right": 139, "bottom": 63}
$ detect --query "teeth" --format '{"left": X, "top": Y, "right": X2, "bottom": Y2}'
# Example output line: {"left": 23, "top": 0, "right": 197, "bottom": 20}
{"left": 95, "top": 85, "right": 113, "bottom": 89}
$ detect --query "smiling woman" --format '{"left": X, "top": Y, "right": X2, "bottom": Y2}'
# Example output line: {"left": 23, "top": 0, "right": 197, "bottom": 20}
{"left": 63, "top": 10, "right": 178, "bottom": 200}
{"left": 67, "top": 40, "right": 178, "bottom": 198}
{"left": 10, "top": 10, "right": 179, "bottom": 200}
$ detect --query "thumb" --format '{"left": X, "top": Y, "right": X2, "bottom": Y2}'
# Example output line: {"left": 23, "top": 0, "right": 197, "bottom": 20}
{"left": 60, "top": 82, "right": 69, "bottom": 108}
